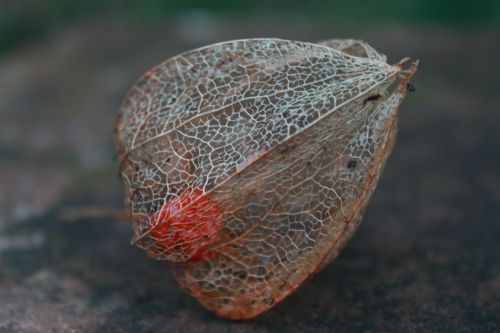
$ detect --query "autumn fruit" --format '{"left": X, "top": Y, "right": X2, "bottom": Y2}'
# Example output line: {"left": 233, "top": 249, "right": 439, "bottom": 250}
{"left": 146, "top": 188, "right": 222, "bottom": 262}
{"left": 115, "top": 38, "right": 418, "bottom": 319}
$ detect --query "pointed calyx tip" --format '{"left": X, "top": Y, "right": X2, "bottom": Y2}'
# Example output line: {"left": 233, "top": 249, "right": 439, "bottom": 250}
{"left": 396, "top": 58, "right": 418, "bottom": 86}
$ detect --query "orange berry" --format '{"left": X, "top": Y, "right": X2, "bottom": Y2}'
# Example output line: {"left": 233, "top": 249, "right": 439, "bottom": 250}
{"left": 148, "top": 188, "right": 222, "bottom": 262}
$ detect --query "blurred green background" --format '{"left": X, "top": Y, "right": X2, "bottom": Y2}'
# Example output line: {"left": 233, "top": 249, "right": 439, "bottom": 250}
{"left": 2, "top": 0, "right": 499, "bottom": 56}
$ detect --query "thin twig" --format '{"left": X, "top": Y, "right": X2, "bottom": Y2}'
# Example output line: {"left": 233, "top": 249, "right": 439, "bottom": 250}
{"left": 58, "top": 207, "right": 129, "bottom": 223}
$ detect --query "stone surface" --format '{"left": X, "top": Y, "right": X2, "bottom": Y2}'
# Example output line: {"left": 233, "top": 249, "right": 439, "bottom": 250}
{"left": 0, "top": 17, "right": 499, "bottom": 332}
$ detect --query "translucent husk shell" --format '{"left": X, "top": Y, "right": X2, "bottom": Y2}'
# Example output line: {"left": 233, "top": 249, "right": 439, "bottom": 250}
{"left": 115, "top": 38, "right": 418, "bottom": 319}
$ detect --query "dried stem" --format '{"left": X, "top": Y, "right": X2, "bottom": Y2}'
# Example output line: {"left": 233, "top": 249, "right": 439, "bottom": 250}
{"left": 58, "top": 207, "right": 128, "bottom": 223}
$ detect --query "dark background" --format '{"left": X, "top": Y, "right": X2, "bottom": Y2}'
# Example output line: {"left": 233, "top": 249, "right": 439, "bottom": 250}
{"left": 0, "top": 1, "right": 499, "bottom": 332}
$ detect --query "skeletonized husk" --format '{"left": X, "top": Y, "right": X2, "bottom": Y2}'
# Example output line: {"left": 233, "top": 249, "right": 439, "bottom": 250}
{"left": 115, "top": 38, "right": 418, "bottom": 319}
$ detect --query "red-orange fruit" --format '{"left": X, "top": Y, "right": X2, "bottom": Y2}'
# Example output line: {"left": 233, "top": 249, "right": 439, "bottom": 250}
{"left": 147, "top": 188, "right": 222, "bottom": 262}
